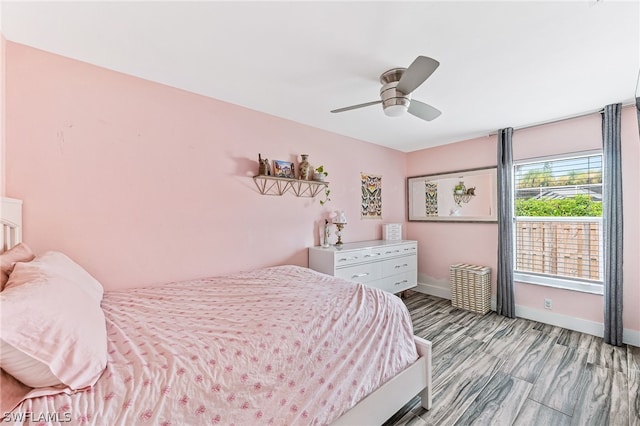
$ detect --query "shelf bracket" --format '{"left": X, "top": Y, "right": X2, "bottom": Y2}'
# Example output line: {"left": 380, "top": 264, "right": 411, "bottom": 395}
{"left": 253, "top": 176, "right": 291, "bottom": 195}
{"left": 253, "top": 176, "right": 328, "bottom": 198}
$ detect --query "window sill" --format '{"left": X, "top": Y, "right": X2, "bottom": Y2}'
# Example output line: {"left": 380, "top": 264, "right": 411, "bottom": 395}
{"left": 514, "top": 272, "right": 604, "bottom": 295}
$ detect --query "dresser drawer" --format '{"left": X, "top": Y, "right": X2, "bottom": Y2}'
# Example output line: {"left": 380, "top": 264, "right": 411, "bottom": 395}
{"left": 399, "top": 243, "right": 418, "bottom": 256}
{"left": 335, "top": 262, "right": 382, "bottom": 284}
{"left": 370, "top": 271, "right": 417, "bottom": 293}
{"left": 334, "top": 251, "right": 366, "bottom": 267}
{"left": 360, "top": 248, "right": 385, "bottom": 261}
{"left": 379, "top": 242, "right": 417, "bottom": 260}
{"left": 382, "top": 255, "right": 417, "bottom": 276}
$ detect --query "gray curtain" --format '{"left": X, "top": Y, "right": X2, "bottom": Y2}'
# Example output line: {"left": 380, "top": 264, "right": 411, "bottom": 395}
{"left": 602, "top": 103, "right": 623, "bottom": 346}
{"left": 497, "top": 128, "right": 515, "bottom": 318}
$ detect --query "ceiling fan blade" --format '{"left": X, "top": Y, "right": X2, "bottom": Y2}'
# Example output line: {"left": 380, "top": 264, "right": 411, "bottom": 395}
{"left": 331, "top": 100, "right": 382, "bottom": 113}
{"left": 408, "top": 99, "right": 442, "bottom": 121}
{"left": 396, "top": 56, "right": 440, "bottom": 95}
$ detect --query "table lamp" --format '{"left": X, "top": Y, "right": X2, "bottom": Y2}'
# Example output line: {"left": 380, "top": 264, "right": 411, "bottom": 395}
{"left": 333, "top": 210, "right": 348, "bottom": 246}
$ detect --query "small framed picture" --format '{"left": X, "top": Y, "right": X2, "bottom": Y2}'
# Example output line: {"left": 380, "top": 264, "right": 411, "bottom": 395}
{"left": 273, "top": 160, "right": 295, "bottom": 178}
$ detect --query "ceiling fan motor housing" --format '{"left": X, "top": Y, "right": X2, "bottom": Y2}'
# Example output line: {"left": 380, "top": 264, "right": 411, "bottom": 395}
{"left": 379, "top": 68, "right": 411, "bottom": 117}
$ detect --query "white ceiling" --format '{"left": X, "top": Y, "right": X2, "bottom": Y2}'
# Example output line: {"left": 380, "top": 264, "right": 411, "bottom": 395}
{"left": 1, "top": 1, "right": 639, "bottom": 152}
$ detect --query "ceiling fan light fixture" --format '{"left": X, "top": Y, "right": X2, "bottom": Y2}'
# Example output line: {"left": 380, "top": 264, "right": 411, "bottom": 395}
{"left": 382, "top": 99, "right": 410, "bottom": 117}
{"left": 380, "top": 81, "right": 410, "bottom": 117}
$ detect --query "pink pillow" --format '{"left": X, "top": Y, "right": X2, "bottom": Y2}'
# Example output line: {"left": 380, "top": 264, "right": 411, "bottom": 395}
{"left": 0, "top": 342, "right": 59, "bottom": 388}
{"left": 0, "top": 243, "right": 35, "bottom": 291}
{"left": 0, "top": 251, "right": 107, "bottom": 390}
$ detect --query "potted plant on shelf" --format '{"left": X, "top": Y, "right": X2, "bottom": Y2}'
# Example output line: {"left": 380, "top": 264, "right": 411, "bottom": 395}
{"left": 313, "top": 165, "right": 328, "bottom": 182}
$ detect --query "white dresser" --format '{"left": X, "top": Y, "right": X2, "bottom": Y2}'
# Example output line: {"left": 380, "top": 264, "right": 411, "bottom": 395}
{"left": 308, "top": 240, "right": 418, "bottom": 294}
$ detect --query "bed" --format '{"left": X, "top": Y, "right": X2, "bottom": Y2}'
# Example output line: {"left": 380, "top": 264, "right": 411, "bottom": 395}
{"left": 0, "top": 197, "right": 432, "bottom": 425}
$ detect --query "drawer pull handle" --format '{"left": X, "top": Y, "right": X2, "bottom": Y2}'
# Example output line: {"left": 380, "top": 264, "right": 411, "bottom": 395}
{"left": 385, "top": 250, "right": 401, "bottom": 254}
{"left": 352, "top": 272, "right": 370, "bottom": 278}
{"left": 338, "top": 257, "right": 358, "bottom": 262}
{"left": 404, "top": 247, "right": 416, "bottom": 251}
{"left": 364, "top": 253, "right": 380, "bottom": 258}
{"left": 394, "top": 280, "right": 409, "bottom": 286}
{"left": 394, "top": 264, "right": 409, "bottom": 269}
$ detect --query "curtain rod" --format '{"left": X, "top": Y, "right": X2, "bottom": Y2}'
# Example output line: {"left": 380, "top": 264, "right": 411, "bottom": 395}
{"left": 488, "top": 101, "right": 636, "bottom": 136}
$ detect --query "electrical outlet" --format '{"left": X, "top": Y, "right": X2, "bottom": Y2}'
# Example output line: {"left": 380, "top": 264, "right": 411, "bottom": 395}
{"left": 544, "top": 298, "right": 552, "bottom": 310}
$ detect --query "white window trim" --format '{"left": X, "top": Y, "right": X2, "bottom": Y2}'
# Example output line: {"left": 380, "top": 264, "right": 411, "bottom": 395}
{"left": 514, "top": 272, "right": 603, "bottom": 295}
{"left": 514, "top": 149, "right": 602, "bottom": 166}
{"left": 512, "top": 151, "right": 604, "bottom": 296}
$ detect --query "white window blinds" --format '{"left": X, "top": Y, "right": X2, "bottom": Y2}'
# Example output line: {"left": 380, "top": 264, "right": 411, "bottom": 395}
{"left": 513, "top": 153, "right": 603, "bottom": 283}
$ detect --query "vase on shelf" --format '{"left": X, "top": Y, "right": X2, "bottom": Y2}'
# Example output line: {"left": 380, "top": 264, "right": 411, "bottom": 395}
{"left": 299, "top": 154, "right": 313, "bottom": 181}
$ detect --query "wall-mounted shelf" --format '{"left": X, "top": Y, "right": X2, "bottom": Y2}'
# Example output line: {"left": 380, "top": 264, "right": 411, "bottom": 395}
{"left": 253, "top": 175, "right": 328, "bottom": 197}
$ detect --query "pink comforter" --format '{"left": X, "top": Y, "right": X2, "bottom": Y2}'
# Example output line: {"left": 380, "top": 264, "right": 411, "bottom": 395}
{"left": 6, "top": 265, "right": 418, "bottom": 425}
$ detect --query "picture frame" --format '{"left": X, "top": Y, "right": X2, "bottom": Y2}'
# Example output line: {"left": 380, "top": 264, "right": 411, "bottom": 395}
{"left": 273, "top": 160, "right": 295, "bottom": 178}
{"left": 407, "top": 166, "right": 498, "bottom": 222}
{"left": 361, "top": 173, "right": 382, "bottom": 219}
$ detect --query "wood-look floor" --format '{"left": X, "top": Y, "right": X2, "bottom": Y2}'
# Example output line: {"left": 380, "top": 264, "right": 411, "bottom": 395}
{"left": 384, "top": 292, "right": 640, "bottom": 426}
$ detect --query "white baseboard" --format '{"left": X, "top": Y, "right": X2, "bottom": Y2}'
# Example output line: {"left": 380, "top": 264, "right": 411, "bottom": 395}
{"left": 511, "top": 303, "right": 640, "bottom": 347}
{"left": 415, "top": 282, "right": 450, "bottom": 300}
{"left": 511, "top": 303, "right": 603, "bottom": 338}
{"left": 623, "top": 329, "right": 640, "bottom": 347}
{"left": 415, "top": 280, "right": 640, "bottom": 347}
{"left": 416, "top": 274, "right": 450, "bottom": 299}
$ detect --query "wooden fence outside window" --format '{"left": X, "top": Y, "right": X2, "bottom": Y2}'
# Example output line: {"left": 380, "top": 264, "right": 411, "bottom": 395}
{"left": 515, "top": 218, "right": 602, "bottom": 282}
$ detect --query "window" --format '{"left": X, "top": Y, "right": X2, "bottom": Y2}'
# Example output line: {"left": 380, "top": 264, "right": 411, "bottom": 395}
{"left": 513, "top": 151, "right": 603, "bottom": 294}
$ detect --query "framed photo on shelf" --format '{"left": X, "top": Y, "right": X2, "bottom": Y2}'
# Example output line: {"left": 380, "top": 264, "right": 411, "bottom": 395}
{"left": 273, "top": 160, "right": 295, "bottom": 178}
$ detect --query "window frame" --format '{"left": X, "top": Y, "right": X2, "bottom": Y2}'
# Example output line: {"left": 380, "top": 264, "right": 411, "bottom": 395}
{"left": 512, "top": 150, "right": 604, "bottom": 295}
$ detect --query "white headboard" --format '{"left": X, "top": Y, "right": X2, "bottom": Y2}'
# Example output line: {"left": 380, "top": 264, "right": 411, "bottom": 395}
{"left": 1, "top": 197, "right": 23, "bottom": 252}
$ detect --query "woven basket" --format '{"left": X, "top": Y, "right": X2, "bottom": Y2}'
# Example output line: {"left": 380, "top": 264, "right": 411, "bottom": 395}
{"left": 450, "top": 264, "right": 491, "bottom": 315}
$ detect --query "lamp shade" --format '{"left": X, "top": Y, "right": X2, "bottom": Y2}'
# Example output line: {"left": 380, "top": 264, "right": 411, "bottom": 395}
{"left": 333, "top": 210, "right": 347, "bottom": 224}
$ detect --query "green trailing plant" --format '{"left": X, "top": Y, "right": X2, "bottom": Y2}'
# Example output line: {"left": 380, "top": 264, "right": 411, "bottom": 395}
{"left": 319, "top": 188, "right": 331, "bottom": 206}
{"left": 315, "top": 166, "right": 330, "bottom": 205}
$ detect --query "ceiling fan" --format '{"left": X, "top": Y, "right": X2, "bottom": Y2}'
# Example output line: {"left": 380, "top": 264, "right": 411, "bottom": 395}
{"left": 331, "top": 56, "right": 441, "bottom": 121}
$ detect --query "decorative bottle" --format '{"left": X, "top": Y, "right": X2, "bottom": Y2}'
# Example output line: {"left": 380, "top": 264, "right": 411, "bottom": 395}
{"left": 322, "top": 219, "right": 330, "bottom": 248}
{"left": 299, "top": 154, "right": 313, "bottom": 180}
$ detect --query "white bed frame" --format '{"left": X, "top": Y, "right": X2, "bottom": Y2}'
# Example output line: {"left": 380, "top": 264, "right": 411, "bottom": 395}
{"left": 1, "top": 197, "right": 23, "bottom": 252}
{"left": 0, "top": 196, "right": 432, "bottom": 425}
{"left": 333, "top": 336, "right": 432, "bottom": 425}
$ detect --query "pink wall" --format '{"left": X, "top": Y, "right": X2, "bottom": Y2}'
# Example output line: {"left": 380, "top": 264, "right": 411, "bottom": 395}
{"left": 2, "top": 42, "right": 407, "bottom": 290}
{"left": 407, "top": 110, "right": 640, "bottom": 334}
{"left": 406, "top": 135, "right": 498, "bottom": 289}
{"left": 3, "top": 41, "right": 639, "bottom": 335}
{"left": 1, "top": 35, "right": 6, "bottom": 195}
